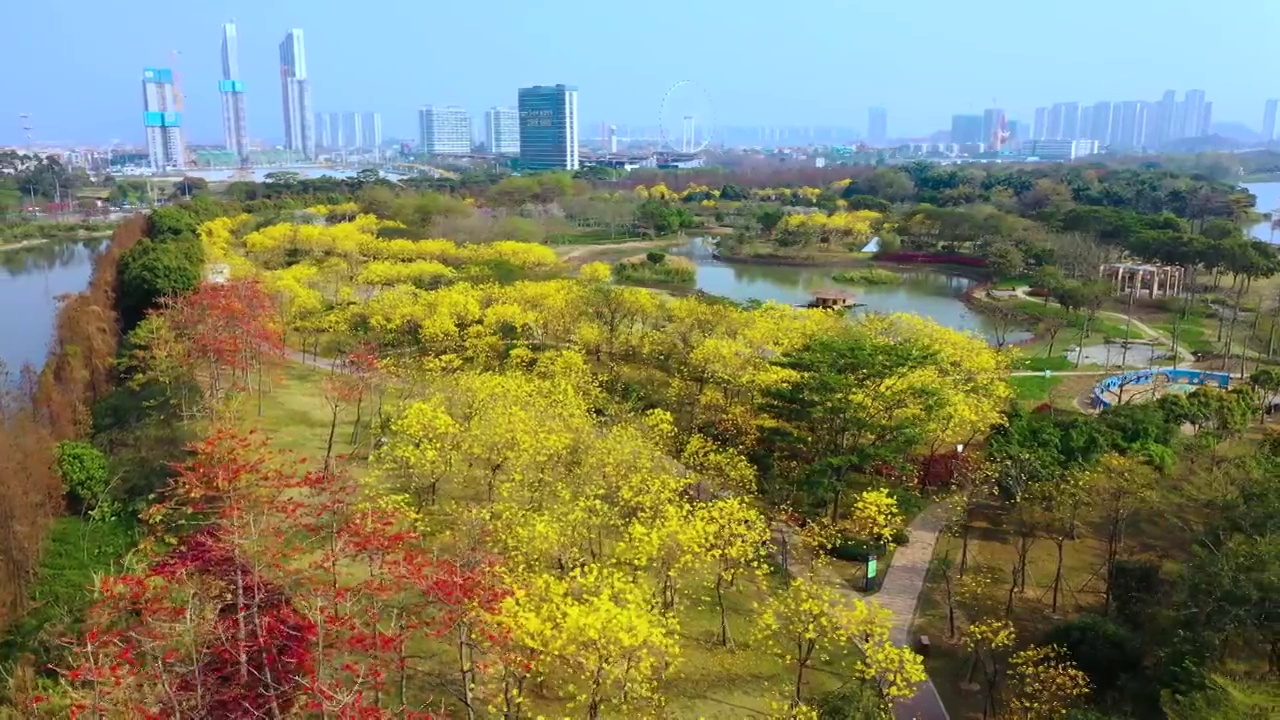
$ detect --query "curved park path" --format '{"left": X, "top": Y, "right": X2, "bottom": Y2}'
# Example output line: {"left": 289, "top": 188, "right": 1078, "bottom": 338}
{"left": 1008, "top": 286, "right": 1195, "bottom": 365}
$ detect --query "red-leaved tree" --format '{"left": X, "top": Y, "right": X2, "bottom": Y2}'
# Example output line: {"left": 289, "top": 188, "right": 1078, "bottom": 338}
{"left": 63, "top": 430, "right": 505, "bottom": 718}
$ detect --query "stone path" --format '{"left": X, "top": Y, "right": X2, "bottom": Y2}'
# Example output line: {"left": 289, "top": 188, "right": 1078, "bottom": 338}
{"left": 878, "top": 506, "right": 950, "bottom": 720}
{"left": 776, "top": 505, "right": 951, "bottom": 720}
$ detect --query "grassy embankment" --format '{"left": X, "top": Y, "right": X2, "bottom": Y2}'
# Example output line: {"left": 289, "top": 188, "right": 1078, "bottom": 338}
{"left": 0, "top": 221, "right": 114, "bottom": 250}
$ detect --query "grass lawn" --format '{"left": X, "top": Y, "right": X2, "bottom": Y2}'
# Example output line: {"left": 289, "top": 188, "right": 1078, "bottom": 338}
{"left": 240, "top": 362, "right": 869, "bottom": 717}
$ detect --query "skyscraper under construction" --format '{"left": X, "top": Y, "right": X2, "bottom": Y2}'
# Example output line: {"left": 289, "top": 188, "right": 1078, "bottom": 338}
{"left": 219, "top": 21, "right": 250, "bottom": 166}
{"left": 141, "top": 68, "right": 186, "bottom": 172}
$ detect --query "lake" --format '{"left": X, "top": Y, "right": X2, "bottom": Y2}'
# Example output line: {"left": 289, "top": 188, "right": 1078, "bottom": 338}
{"left": 1245, "top": 181, "right": 1280, "bottom": 242}
{"left": 0, "top": 238, "right": 105, "bottom": 374}
{"left": 670, "top": 237, "right": 1028, "bottom": 342}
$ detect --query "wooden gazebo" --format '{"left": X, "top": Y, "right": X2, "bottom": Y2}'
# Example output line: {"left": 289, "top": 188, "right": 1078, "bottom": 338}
{"left": 805, "top": 288, "right": 858, "bottom": 310}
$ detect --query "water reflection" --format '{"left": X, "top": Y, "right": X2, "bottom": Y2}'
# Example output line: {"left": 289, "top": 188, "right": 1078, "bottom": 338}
{"left": 0, "top": 238, "right": 105, "bottom": 371}
{"left": 672, "top": 237, "right": 1030, "bottom": 343}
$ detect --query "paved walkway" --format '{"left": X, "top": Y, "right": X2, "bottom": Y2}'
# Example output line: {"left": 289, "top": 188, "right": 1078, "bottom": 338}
{"left": 874, "top": 505, "right": 950, "bottom": 720}
{"left": 776, "top": 505, "right": 951, "bottom": 720}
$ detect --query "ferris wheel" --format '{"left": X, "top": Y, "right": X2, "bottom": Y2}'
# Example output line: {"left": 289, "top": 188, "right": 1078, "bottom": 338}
{"left": 659, "top": 80, "right": 715, "bottom": 154}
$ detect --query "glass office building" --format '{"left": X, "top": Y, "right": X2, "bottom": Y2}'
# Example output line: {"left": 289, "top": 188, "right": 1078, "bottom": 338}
{"left": 518, "top": 84, "right": 579, "bottom": 170}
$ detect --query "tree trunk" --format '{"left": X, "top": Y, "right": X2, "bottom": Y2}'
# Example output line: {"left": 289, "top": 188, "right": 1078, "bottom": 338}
{"left": 1051, "top": 538, "right": 1065, "bottom": 614}
{"left": 715, "top": 573, "right": 732, "bottom": 647}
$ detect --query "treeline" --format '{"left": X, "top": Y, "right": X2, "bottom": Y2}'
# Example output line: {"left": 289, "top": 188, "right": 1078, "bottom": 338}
{"left": 0, "top": 215, "right": 145, "bottom": 631}
{"left": 977, "top": 386, "right": 1277, "bottom": 717}
{"left": 0, "top": 199, "right": 226, "bottom": 683}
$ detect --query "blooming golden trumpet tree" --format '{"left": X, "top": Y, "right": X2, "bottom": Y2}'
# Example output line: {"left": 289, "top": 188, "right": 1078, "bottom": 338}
{"left": 753, "top": 576, "right": 923, "bottom": 705}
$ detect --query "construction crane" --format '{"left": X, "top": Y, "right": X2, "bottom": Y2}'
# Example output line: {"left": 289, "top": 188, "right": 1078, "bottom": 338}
{"left": 169, "top": 50, "right": 185, "bottom": 112}
{"left": 18, "top": 113, "right": 33, "bottom": 148}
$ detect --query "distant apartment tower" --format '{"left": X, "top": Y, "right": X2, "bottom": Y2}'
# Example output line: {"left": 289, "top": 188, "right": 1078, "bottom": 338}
{"left": 1032, "top": 107, "right": 1048, "bottom": 140}
{"left": 1046, "top": 102, "right": 1080, "bottom": 140}
{"left": 485, "top": 107, "right": 520, "bottom": 155}
{"left": 1111, "top": 101, "right": 1147, "bottom": 149}
{"left": 1182, "top": 89, "right": 1207, "bottom": 137}
{"left": 1264, "top": 100, "right": 1278, "bottom": 142}
{"left": 362, "top": 112, "right": 382, "bottom": 149}
{"left": 867, "top": 107, "right": 888, "bottom": 145}
{"left": 419, "top": 105, "right": 473, "bottom": 154}
{"left": 219, "top": 22, "right": 250, "bottom": 166}
{"left": 141, "top": 68, "right": 186, "bottom": 172}
{"left": 1088, "top": 101, "right": 1113, "bottom": 144}
{"left": 950, "top": 114, "right": 984, "bottom": 144}
{"left": 1153, "top": 89, "right": 1177, "bottom": 146}
{"left": 518, "top": 84, "right": 580, "bottom": 170}
{"left": 279, "top": 29, "right": 314, "bottom": 159}
{"left": 314, "top": 112, "right": 331, "bottom": 148}
{"left": 982, "top": 108, "right": 1007, "bottom": 149}
{"left": 343, "top": 112, "right": 363, "bottom": 149}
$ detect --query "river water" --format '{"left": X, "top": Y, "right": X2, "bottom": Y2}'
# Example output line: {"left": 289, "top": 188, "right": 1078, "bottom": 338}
{"left": 671, "top": 237, "right": 1026, "bottom": 342}
{"left": 0, "top": 239, "right": 106, "bottom": 373}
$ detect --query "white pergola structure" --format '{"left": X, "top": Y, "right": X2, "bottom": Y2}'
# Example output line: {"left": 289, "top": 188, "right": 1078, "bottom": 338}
{"left": 1099, "top": 262, "right": 1185, "bottom": 299}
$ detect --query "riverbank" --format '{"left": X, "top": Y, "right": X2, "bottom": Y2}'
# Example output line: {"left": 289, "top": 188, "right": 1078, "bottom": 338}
{"left": 0, "top": 231, "right": 113, "bottom": 253}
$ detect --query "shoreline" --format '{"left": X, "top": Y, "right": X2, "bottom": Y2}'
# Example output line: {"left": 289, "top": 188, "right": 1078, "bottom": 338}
{"left": 0, "top": 232, "right": 113, "bottom": 254}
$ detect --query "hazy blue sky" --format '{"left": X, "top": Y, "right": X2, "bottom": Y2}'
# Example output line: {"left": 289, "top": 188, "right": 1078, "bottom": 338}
{"left": 3, "top": 0, "right": 1277, "bottom": 145}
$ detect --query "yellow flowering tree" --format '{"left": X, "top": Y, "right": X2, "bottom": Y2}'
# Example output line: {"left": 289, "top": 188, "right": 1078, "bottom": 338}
{"left": 691, "top": 496, "right": 769, "bottom": 646}
{"left": 844, "top": 488, "right": 905, "bottom": 546}
{"left": 753, "top": 576, "right": 907, "bottom": 705}
{"left": 1004, "top": 645, "right": 1091, "bottom": 720}
{"left": 488, "top": 567, "right": 680, "bottom": 719}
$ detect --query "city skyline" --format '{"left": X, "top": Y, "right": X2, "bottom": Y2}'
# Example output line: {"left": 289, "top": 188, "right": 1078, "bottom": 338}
{"left": 4, "top": 0, "right": 1279, "bottom": 146}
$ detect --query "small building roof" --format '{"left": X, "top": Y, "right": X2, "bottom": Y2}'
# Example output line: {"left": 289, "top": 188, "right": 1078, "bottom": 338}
{"left": 810, "top": 288, "right": 857, "bottom": 300}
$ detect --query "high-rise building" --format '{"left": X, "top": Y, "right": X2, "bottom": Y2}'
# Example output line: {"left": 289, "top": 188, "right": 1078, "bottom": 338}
{"left": 1060, "top": 102, "right": 1081, "bottom": 139}
{"left": 327, "top": 112, "right": 343, "bottom": 148}
{"left": 1079, "top": 106, "right": 1093, "bottom": 143}
{"left": 362, "top": 112, "right": 382, "bottom": 149}
{"left": 1200, "top": 101, "right": 1213, "bottom": 137}
{"left": 1033, "top": 107, "right": 1048, "bottom": 140}
{"left": 219, "top": 22, "right": 250, "bottom": 166}
{"left": 141, "top": 68, "right": 186, "bottom": 172}
{"left": 950, "top": 114, "right": 983, "bottom": 144}
{"left": 314, "top": 112, "right": 330, "bottom": 148}
{"left": 1156, "top": 90, "right": 1178, "bottom": 146}
{"left": 1111, "top": 100, "right": 1147, "bottom": 149}
{"left": 485, "top": 107, "right": 520, "bottom": 155}
{"left": 418, "top": 105, "right": 473, "bottom": 155}
{"left": 343, "top": 112, "right": 363, "bottom": 149}
{"left": 279, "top": 29, "right": 314, "bottom": 159}
{"left": 1088, "top": 101, "right": 1113, "bottom": 144}
{"left": 1182, "top": 89, "right": 1207, "bottom": 137}
{"left": 1264, "top": 100, "right": 1278, "bottom": 142}
{"left": 867, "top": 107, "right": 888, "bottom": 145}
{"left": 518, "top": 84, "right": 580, "bottom": 170}
{"left": 982, "top": 108, "right": 1006, "bottom": 148}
